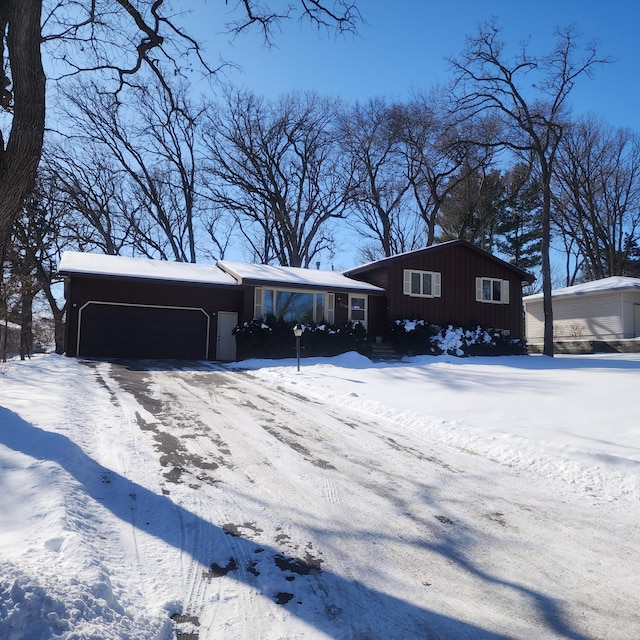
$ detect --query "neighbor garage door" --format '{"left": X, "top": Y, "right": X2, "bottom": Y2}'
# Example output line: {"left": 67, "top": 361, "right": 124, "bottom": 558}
{"left": 77, "top": 302, "right": 210, "bottom": 359}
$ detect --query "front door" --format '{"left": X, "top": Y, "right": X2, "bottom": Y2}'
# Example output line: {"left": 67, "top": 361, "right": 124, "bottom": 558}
{"left": 348, "top": 295, "right": 367, "bottom": 329}
{"left": 216, "top": 311, "right": 238, "bottom": 361}
{"left": 634, "top": 304, "right": 640, "bottom": 338}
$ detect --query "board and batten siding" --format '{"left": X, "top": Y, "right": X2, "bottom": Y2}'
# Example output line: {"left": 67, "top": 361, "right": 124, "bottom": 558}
{"left": 525, "top": 291, "right": 631, "bottom": 342}
{"left": 348, "top": 241, "right": 529, "bottom": 339}
{"left": 389, "top": 246, "right": 521, "bottom": 333}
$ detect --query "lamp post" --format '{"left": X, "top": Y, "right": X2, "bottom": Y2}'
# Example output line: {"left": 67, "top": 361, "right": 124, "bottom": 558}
{"left": 293, "top": 324, "right": 303, "bottom": 372}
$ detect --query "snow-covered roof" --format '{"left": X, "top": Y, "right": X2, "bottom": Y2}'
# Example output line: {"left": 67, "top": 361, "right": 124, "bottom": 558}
{"left": 58, "top": 252, "right": 385, "bottom": 292}
{"left": 524, "top": 276, "right": 640, "bottom": 302}
{"left": 58, "top": 251, "right": 237, "bottom": 286}
{"left": 217, "top": 260, "right": 385, "bottom": 292}
{"left": 345, "top": 239, "right": 535, "bottom": 282}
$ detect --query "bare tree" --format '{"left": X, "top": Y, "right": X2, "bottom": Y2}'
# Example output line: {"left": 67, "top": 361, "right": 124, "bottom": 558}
{"left": 203, "top": 90, "right": 353, "bottom": 267}
{"left": 450, "top": 21, "right": 609, "bottom": 356}
{"left": 60, "top": 79, "right": 213, "bottom": 262}
{"left": 8, "top": 173, "right": 67, "bottom": 354}
{"left": 44, "top": 146, "right": 136, "bottom": 255}
{"left": 2, "top": 0, "right": 203, "bottom": 261}
{"left": 0, "top": 2, "right": 45, "bottom": 262}
{"left": 437, "top": 165, "right": 505, "bottom": 250}
{"left": 0, "top": 0, "right": 361, "bottom": 261}
{"left": 553, "top": 116, "right": 640, "bottom": 279}
{"left": 339, "top": 97, "right": 422, "bottom": 259}
{"left": 390, "top": 90, "right": 494, "bottom": 247}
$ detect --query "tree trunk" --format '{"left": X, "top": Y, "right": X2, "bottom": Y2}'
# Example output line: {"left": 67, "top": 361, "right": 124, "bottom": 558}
{"left": 1, "top": 279, "right": 7, "bottom": 363}
{"left": 19, "top": 281, "right": 34, "bottom": 359}
{"left": 52, "top": 306, "right": 65, "bottom": 354}
{"left": 0, "top": 1, "right": 46, "bottom": 256}
{"left": 541, "top": 168, "right": 554, "bottom": 356}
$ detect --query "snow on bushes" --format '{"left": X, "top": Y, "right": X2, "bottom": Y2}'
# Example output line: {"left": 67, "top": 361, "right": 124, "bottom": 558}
{"left": 233, "top": 316, "right": 367, "bottom": 359}
{"left": 233, "top": 315, "right": 524, "bottom": 360}
{"left": 389, "top": 319, "right": 524, "bottom": 356}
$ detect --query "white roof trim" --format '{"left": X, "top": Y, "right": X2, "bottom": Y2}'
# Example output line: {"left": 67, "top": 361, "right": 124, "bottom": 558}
{"left": 524, "top": 276, "right": 640, "bottom": 302}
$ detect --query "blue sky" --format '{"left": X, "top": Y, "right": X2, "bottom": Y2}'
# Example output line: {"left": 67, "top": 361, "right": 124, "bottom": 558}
{"left": 181, "top": 1, "right": 639, "bottom": 271}
{"left": 187, "top": 0, "right": 639, "bottom": 132}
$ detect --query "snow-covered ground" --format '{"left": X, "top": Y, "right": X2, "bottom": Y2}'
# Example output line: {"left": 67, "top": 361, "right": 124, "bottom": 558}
{"left": 1, "top": 352, "right": 639, "bottom": 639}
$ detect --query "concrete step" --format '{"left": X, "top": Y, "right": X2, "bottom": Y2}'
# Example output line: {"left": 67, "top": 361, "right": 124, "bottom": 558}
{"left": 369, "top": 342, "right": 401, "bottom": 361}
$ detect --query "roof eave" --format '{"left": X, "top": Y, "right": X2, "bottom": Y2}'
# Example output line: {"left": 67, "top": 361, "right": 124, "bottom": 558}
{"left": 345, "top": 239, "right": 534, "bottom": 282}
{"left": 238, "top": 276, "right": 384, "bottom": 294}
{"left": 58, "top": 268, "right": 238, "bottom": 288}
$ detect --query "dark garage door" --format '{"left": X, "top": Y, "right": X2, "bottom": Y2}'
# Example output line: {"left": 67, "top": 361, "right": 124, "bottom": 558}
{"left": 78, "top": 303, "right": 210, "bottom": 359}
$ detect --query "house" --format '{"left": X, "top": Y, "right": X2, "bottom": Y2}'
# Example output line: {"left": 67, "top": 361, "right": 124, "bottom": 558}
{"left": 59, "top": 240, "right": 533, "bottom": 360}
{"left": 344, "top": 239, "right": 534, "bottom": 342}
{"left": 524, "top": 276, "right": 640, "bottom": 350}
{"left": 58, "top": 252, "right": 384, "bottom": 361}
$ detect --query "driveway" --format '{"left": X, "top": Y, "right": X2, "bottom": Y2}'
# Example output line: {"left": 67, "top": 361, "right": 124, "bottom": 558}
{"left": 88, "top": 359, "right": 638, "bottom": 640}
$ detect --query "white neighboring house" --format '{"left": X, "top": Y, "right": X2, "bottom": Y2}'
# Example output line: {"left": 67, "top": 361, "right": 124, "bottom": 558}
{"left": 524, "top": 277, "right": 640, "bottom": 345}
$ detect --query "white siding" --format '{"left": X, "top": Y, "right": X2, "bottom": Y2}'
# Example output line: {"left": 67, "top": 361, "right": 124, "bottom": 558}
{"left": 524, "top": 300, "right": 545, "bottom": 341}
{"left": 525, "top": 291, "right": 628, "bottom": 342}
{"left": 622, "top": 291, "right": 640, "bottom": 338}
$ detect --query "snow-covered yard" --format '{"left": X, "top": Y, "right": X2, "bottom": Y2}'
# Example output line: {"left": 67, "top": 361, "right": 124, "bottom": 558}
{"left": 1, "top": 352, "right": 639, "bottom": 639}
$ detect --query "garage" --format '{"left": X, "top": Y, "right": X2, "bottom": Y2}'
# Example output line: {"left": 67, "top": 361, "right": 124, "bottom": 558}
{"left": 77, "top": 302, "right": 211, "bottom": 359}
{"left": 59, "top": 252, "right": 242, "bottom": 361}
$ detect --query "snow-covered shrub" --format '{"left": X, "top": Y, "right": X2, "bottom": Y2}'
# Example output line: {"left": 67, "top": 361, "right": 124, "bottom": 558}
{"left": 233, "top": 316, "right": 367, "bottom": 359}
{"left": 387, "top": 318, "right": 438, "bottom": 355}
{"left": 387, "top": 319, "right": 525, "bottom": 356}
{"left": 431, "top": 324, "right": 524, "bottom": 356}
{"left": 301, "top": 320, "right": 367, "bottom": 357}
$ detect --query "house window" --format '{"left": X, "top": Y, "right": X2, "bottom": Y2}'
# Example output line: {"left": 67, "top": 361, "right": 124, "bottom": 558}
{"left": 255, "top": 288, "right": 335, "bottom": 323}
{"left": 349, "top": 295, "right": 367, "bottom": 327}
{"left": 403, "top": 269, "right": 441, "bottom": 298}
{"left": 476, "top": 278, "right": 510, "bottom": 304}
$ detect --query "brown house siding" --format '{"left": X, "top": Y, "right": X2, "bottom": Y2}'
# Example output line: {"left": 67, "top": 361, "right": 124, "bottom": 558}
{"left": 61, "top": 242, "right": 531, "bottom": 360}
{"left": 348, "top": 242, "right": 531, "bottom": 340}
{"left": 64, "top": 275, "right": 243, "bottom": 358}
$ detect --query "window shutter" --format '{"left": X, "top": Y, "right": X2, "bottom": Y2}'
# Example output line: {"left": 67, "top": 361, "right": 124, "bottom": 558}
{"left": 475, "top": 277, "right": 482, "bottom": 301}
{"left": 433, "top": 272, "right": 441, "bottom": 297}
{"left": 403, "top": 270, "right": 411, "bottom": 295}
{"left": 502, "top": 280, "right": 510, "bottom": 304}
{"left": 254, "top": 287, "right": 263, "bottom": 319}
{"left": 327, "top": 293, "right": 335, "bottom": 323}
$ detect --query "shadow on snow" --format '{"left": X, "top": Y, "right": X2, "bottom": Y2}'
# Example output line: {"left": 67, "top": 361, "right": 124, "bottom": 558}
{"left": 0, "top": 406, "right": 590, "bottom": 640}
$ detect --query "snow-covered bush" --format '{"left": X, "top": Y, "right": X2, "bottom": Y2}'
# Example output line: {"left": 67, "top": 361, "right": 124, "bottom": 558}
{"left": 387, "top": 319, "right": 525, "bottom": 356}
{"left": 387, "top": 318, "right": 438, "bottom": 355}
{"left": 233, "top": 316, "right": 367, "bottom": 359}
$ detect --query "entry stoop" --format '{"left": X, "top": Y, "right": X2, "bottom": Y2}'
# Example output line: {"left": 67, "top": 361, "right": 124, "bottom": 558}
{"left": 369, "top": 342, "right": 401, "bottom": 362}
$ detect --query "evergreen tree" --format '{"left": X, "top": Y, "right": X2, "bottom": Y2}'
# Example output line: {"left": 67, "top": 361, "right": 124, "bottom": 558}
{"left": 624, "top": 241, "right": 640, "bottom": 277}
{"left": 495, "top": 164, "right": 542, "bottom": 274}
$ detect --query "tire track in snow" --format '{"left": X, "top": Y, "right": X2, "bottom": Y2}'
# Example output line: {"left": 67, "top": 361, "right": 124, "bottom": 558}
{"left": 90, "top": 360, "right": 640, "bottom": 640}
{"left": 175, "top": 368, "right": 373, "bottom": 636}
{"left": 141, "top": 368, "right": 278, "bottom": 638}
{"left": 111, "top": 364, "right": 332, "bottom": 638}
